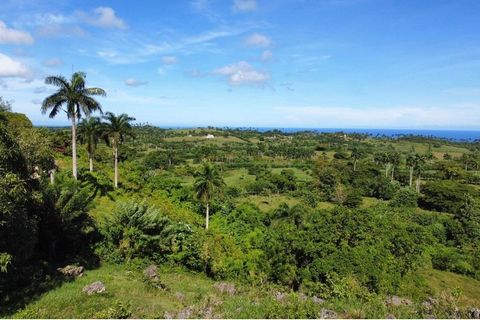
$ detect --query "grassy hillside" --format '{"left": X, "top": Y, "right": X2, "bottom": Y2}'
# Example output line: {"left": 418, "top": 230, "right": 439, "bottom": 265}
{"left": 11, "top": 263, "right": 480, "bottom": 319}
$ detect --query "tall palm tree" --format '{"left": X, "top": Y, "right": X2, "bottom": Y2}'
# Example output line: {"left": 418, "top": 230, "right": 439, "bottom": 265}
{"left": 406, "top": 154, "right": 416, "bottom": 187}
{"left": 350, "top": 146, "right": 365, "bottom": 172}
{"left": 406, "top": 153, "right": 427, "bottom": 192}
{"left": 103, "top": 112, "right": 135, "bottom": 188}
{"left": 77, "top": 116, "right": 105, "bottom": 172}
{"left": 193, "top": 162, "right": 225, "bottom": 230}
{"left": 41, "top": 72, "right": 106, "bottom": 179}
{"left": 388, "top": 151, "right": 401, "bottom": 181}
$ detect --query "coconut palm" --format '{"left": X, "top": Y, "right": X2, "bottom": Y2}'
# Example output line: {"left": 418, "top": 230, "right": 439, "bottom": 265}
{"left": 77, "top": 116, "right": 105, "bottom": 172}
{"left": 41, "top": 72, "right": 105, "bottom": 179}
{"left": 406, "top": 153, "right": 427, "bottom": 192}
{"left": 193, "top": 162, "right": 225, "bottom": 230}
{"left": 102, "top": 112, "right": 135, "bottom": 188}
{"left": 388, "top": 151, "right": 401, "bottom": 181}
{"left": 350, "top": 146, "right": 365, "bottom": 172}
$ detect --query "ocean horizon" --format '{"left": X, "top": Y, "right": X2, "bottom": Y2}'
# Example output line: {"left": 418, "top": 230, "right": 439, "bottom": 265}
{"left": 38, "top": 124, "right": 480, "bottom": 141}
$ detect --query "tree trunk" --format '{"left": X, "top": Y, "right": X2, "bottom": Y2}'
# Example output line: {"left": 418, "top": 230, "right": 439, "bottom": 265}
{"left": 89, "top": 154, "right": 93, "bottom": 172}
{"left": 71, "top": 117, "right": 77, "bottom": 179}
{"left": 114, "top": 146, "right": 119, "bottom": 188}
{"left": 353, "top": 160, "right": 357, "bottom": 172}
{"left": 391, "top": 165, "right": 395, "bottom": 181}
{"left": 409, "top": 166, "right": 413, "bottom": 187}
{"left": 385, "top": 164, "right": 389, "bottom": 178}
{"left": 416, "top": 175, "right": 421, "bottom": 193}
{"left": 50, "top": 169, "right": 55, "bottom": 185}
{"left": 205, "top": 202, "right": 209, "bottom": 230}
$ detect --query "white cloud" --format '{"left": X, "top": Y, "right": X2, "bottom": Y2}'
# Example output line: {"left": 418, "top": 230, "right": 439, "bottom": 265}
{"left": 233, "top": 0, "right": 257, "bottom": 12}
{"left": 213, "top": 61, "right": 269, "bottom": 86}
{"left": 37, "top": 25, "right": 86, "bottom": 38}
{"left": 32, "top": 98, "right": 42, "bottom": 105}
{"left": 42, "top": 58, "right": 63, "bottom": 67}
{"left": 0, "top": 20, "right": 34, "bottom": 44}
{"left": 0, "top": 53, "right": 31, "bottom": 78}
{"left": 33, "top": 87, "right": 47, "bottom": 94}
{"left": 244, "top": 33, "right": 271, "bottom": 47}
{"left": 261, "top": 50, "right": 273, "bottom": 62}
{"left": 80, "top": 7, "right": 126, "bottom": 29}
{"left": 162, "top": 56, "right": 178, "bottom": 65}
{"left": 124, "top": 78, "right": 148, "bottom": 87}
{"left": 275, "top": 105, "right": 480, "bottom": 129}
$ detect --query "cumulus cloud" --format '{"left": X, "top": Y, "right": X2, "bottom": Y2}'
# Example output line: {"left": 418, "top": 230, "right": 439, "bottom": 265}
{"left": 260, "top": 50, "right": 273, "bottom": 62}
{"left": 213, "top": 61, "right": 269, "bottom": 86}
{"left": 233, "top": 0, "right": 257, "bottom": 12}
{"left": 124, "top": 78, "right": 148, "bottom": 87}
{"left": 161, "top": 56, "right": 178, "bottom": 65}
{"left": 42, "top": 58, "right": 63, "bottom": 67}
{"left": 244, "top": 33, "right": 271, "bottom": 47}
{"left": 0, "top": 20, "right": 34, "bottom": 44}
{"left": 0, "top": 53, "right": 31, "bottom": 78}
{"left": 79, "top": 7, "right": 126, "bottom": 29}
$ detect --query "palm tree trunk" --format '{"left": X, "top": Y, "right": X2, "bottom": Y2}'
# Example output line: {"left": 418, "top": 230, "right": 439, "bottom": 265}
{"left": 71, "top": 117, "right": 77, "bottom": 180}
{"left": 385, "top": 164, "right": 389, "bottom": 178}
{"left": 205, "top": 202, "right": 209, "bottom": 230}
{"left": 114, "top": 146, "right": 118, "bottom": 188}
{"left": 391, "top": 165, "right": 395, "bottom": 181}
{"left": 353, "top": 160, "right": 357, "bottom": 172}
{"left": 409, "top": 166, "right": 413, "bottom": 187}
{"left": 416, "top": 175, "right": 421, "bottom": 193}
{"left": 88, "top": 154, "right": 93, "bottom": 172}
{"left": 50, "top": 169, "right": 55, "bottom": 185}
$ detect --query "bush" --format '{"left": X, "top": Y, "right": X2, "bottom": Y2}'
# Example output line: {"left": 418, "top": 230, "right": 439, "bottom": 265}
{"left": 99, "top": 201, "right": 192, "bottom": 262}
{"left": 390, "top": 188, "right": 418, "bottom": 208}
{"left": 419, "top": 180, "right": 478, "bottom": 213}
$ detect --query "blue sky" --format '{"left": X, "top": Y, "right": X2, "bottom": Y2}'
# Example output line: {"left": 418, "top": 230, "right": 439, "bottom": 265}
{"left": 1, "top": 0, "right": 480, "bottom": 129}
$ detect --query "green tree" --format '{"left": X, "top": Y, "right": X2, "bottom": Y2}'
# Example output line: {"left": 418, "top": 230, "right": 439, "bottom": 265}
{"left": 102, "top": 112, "right": 135, "bottom": 188}
{"left": 41, "top": 72, "right": 106, "bottom": 179}
{"left": 193, "top": 162, "right": 225, "bottom": 229}
{"left": 77, "top": 116, "right": 105, "bottom": 172}
{"left": 350, "top": 146, "right": 366, "bottom": 172}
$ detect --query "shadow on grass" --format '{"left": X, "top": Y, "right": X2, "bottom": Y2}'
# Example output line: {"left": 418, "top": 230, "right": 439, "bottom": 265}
{"left": 0, "top": 253, "right": 100, "bottom": 317}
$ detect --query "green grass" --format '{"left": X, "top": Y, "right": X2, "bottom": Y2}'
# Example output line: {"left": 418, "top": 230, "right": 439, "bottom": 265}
{"left": 11, "top": 261, "right": 480, "bottom": 319}
{"left": 236, "top": 194, "right": 301, "bottom": 211}
{"left": 420, "top": 269, "right": 480, "bottom": 307}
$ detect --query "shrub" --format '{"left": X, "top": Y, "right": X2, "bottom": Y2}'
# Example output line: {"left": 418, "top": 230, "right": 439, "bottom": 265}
{"left": 99, "top": 201, "right": 192, "bottom": 262}
{"left": 390, "top": 188, "right": 418, "bottom": 208}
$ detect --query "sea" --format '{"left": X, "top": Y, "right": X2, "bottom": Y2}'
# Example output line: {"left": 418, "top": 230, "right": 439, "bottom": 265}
{"left": 261, "top": 128, "right": 480, "bottom": 142}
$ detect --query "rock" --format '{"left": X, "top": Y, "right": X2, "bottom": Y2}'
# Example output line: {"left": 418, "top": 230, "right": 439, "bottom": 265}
{"left": 144, "top": 265, "right": 158, "bottom": 279}
{"left": 385, "top": 295, "right": 412, "bottom": 307}
{"left": 469, "top": 308, "right": 480, "bottom": 319}
{"left": 213, "top": 282, "right": 236, "bottom": 295}
{"left": 57, "top": 265, "right": 84, "bottom": 278}
{"left": 82, "top": 281, "right": 106, "bottom": 295}
{"left": 422, "top": 296, "right": 438, "bottom": 312}
{"left": 319, "top": 308, "right": 338, "bottom": 319}
{"left": 312, "top": 296, "right": 325, "bottom": 305}
{"left": 274, "top": 291, "right": 287, "bottom": 302}
{"left": 163, "top": 311, "right": 174, "bottom": 319}
{"left": 386, "top": 313, "right": 396, "bottom": 319}
{"left": 174, "top": 292, "right": 185, "bottom": 301}
{"left": 177, "top": 306, "right": 194, "bottom": 319}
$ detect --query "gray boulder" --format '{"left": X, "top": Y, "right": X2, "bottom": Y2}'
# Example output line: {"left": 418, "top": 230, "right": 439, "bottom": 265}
{"left": 57, "top": 265, "right": 84, "bottom": 278}
{"left": 469, "top": 308, "right": 480, "bottom": 319}
{"left": 319, "top": 309, "right": 337, "bottom": 319}
{"left": 213, "top": 282, "right": 236, "bottom": 295}
{"left": 82, "top": 281, "right": 106, "bottom": 295}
